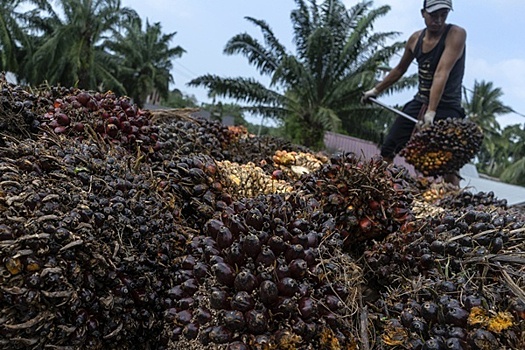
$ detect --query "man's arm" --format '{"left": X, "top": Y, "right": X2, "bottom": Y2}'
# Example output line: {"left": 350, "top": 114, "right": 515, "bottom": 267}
{"left": 427, "top": 25, "right": 467, "bottom": 112}
{"left": 374, "top": 31, "right": 420, "bottom": 94}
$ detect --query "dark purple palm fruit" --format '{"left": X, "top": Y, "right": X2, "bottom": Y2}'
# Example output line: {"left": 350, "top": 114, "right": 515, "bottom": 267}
{"left": 193, "top": 262, "right": 209, "bottom": 284}
{"left": 231, "top": 291, "right": 255, "bottom": 313}
{"left": 227, "top": 341, "right": 249, "bottom": 350}
{"left": 228, "top": 215, "right": 248, "bottom": 237}
{"left": 205, "top": 219, "right": 224, "bottom": 240}
{"left": 298, "top": 297, "right": 317, "bottom": 319}
{"left": 226, "top": 242, "right": 246, "bottom": 267}
{"left": 212, "top": 262, "right": 235, "bottom": 287}
{"left": 195, "top": 308, "right": 212, "bottom": 325}
{"left": 259, "top": 280, "right": 279, "bottom": 307}
{"left": 255, "top": 246, "right": 276, "bottom": 267}
{"left": 288, "top": 259, "right": 308, "bottom": 279}
{"left": 245, "top": 309, "right": 268, "bottom": 335}
{"left": 209, "top": 325, "right": 233, "bottom": 344}
{"left": 268, "top": 235, "right": 287, "bottom": 255}
{"left": 445, "top": 306, "right": 469, "bottom": 327}
{"left": 234, "top": 269, "right": 257, "bottom": 293}
{"left": 467, "top": 329, "right": 498, "bottom": 349}
{"left": 216, "top": 226, "right": 234, "bottom": 249}
{"left": 242, "top": 233, "right": 261, "bottom": 258}
{"left": 210, "top": 289, "right": 230, "bottom": 310}
{"left": 422, "top": 301, "right": 439, "bottom": 323}
{"left": 422, "top": 337, "right": 445, "bottom": 350}
{"left": 222, "top": 310, "right": 245, "bottom": 331}
{"left": 278, "top": 277, "right": 299, "bottom": 297}
{"left": 245, "top": 208, "right": 264, "bottom": 230}
{"left": 183, "top": 323, "right": 199, "bottom": 340}
{"left": 444, "top": 337, "right": 465, "bottom": 350}
{"left": 285, "top": 244, "right": 305, "bottom": 262}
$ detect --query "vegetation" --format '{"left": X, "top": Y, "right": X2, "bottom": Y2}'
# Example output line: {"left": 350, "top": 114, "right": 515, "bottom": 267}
{"left": 462, "top": 80, "right": 525, "bottom": 186}
{"left": 0, "top": 0, "right": 182, "bottom": 105}
{"left": 189, "top": 0, "right": 414, "bottom": 149}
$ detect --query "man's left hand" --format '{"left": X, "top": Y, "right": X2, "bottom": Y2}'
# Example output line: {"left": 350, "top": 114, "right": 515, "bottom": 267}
{"left": 423, "top": 110, "right": 436, "bottom": 126}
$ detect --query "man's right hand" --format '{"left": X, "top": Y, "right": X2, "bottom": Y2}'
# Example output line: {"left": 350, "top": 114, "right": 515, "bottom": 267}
{"left": 361, "top": 87, "right": 379, "bottom": 104}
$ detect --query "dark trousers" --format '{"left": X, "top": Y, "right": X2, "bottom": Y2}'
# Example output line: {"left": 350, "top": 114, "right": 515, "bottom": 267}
{"left": 380, "top": 99, "right": 465, "bottom": 160}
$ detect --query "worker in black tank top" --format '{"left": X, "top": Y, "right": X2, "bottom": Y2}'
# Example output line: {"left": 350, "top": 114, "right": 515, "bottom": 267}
{"left": 360, "top": 0, "right": 466, "bottom": 186}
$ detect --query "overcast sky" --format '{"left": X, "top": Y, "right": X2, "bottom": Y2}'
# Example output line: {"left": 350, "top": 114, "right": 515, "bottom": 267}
{"left": 120, "top": 0, "right": 525, "bottom": 128}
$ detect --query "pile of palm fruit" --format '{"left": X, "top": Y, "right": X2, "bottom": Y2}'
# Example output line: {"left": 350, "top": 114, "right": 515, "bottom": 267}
{"left": 1, "top": 76, "right": 524, "bottom": 349}
{"left": 400, "top": 118, "right": 484, "bottom": 177}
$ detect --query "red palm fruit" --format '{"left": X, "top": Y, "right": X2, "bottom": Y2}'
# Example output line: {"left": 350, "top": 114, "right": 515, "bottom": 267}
{"left": 120, "top": 120, "right": 132, "bottom": 134}
{"left": 368, "top": 199, "right": 381, "bottom": 211}
{"left": 106, "top": 123, "right": 118, "bottom": 138}
{"left": 271, "top": 169, "right": 283, "bottom": 180}
{"left": 56, "top": 113, "right": 70, "bottom": 126}
{"left": 73, "top": 122, "right": 84, "bottom": 132}
{"left": 76, "top": 92, "right": 91, "bottom": 106}
{"left": 54, "top": 126, "right": 67, "bottom": 134}
{"left": 359, "top": 217, "right": 373, "bottom": 232}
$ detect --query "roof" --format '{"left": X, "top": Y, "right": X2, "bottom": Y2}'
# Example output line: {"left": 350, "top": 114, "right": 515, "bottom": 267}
{"left": 324, "top": 131, "right": 417, "bottom": 174}
{"left": 459, "top": 164, "right": 525, "bottom": 207}
{"left": 324, "top": 131, "right": 525, "bottom": 207}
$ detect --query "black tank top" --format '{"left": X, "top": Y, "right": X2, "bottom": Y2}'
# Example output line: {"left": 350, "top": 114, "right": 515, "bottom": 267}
{"left": 414, "top": 24, "right": 465, "bottom": 108}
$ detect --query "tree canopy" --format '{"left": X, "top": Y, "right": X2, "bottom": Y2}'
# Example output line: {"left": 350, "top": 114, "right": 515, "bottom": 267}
{"left": 189, "top": 0, "right": 414, "bottom": 148}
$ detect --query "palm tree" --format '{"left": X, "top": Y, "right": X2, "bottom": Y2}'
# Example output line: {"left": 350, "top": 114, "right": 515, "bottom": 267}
{"left": 500, "top": 125, "right": 525, "bottom": 186}
{"left": 0, "top": 0, "right": 31, "bottom": 75}
{"left": 462, "top": 80, "right": 513, "bottom": 176}
{"left": 104, "top": 18, "right": 185, "bottom": 107}
{"left": 22, "top": 0, "right": 138, "bottom": 90}
{"left": 188, "top": 0, "right": 412, "bottom": 149}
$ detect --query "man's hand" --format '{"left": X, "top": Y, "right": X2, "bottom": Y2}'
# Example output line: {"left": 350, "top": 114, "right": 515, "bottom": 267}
{"left": 416, "top": 110, "right": 436, "bottom": 130}
{"left": 423, "top": 110, "right": 436, "bottom": 126}
{"left": 360, "top": 87, "right": 379, "bottom": 104}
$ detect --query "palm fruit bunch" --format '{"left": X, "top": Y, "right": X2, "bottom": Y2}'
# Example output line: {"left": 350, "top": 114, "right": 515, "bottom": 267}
{"left": 151, "top": 109, "right": 237, "bottom": 161}
{"left": 363, "top": 203, "right": 525, "bottom": 349}
{"left": 33, "top": 87, "right": 162, "bottom": 156}
{"left": 294, "top": 153, "right": 417, "bottom": 248}
{"left": 163, "top": 193, "right": 361, "bottom": 349}
{"left": 222, "top": 134, "right": 314, "bottom": 178}
{"left": 271, "top": 150, "right": 329, "bottom": 181}
{"left": 217, "top": 160, "right": 293, "bottom": 199}
{"left": 400, "top": 118, "right": 484, "bottom": 176}
{"left": 0, "top": 133, "right": 188, "bottom": 349}
{"left": 151, "top": 153, "right": 235, "bottom": 229}
{"left": 0, "top": 75, "right": 41, "bottom": 137}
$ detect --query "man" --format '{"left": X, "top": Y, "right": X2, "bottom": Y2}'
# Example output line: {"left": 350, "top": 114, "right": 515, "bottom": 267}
{"left": 361, "top": 0, "right": 466, "bottom": 186}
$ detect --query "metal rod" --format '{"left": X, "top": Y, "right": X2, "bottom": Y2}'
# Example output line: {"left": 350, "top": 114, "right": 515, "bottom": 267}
{"left": 369, "top": 97, "right": 418, "bottom": 123}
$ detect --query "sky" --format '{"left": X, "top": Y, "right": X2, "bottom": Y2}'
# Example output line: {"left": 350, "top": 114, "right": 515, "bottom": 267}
{"left": 120, "top": 0, "right": 525, "bottom": 128}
